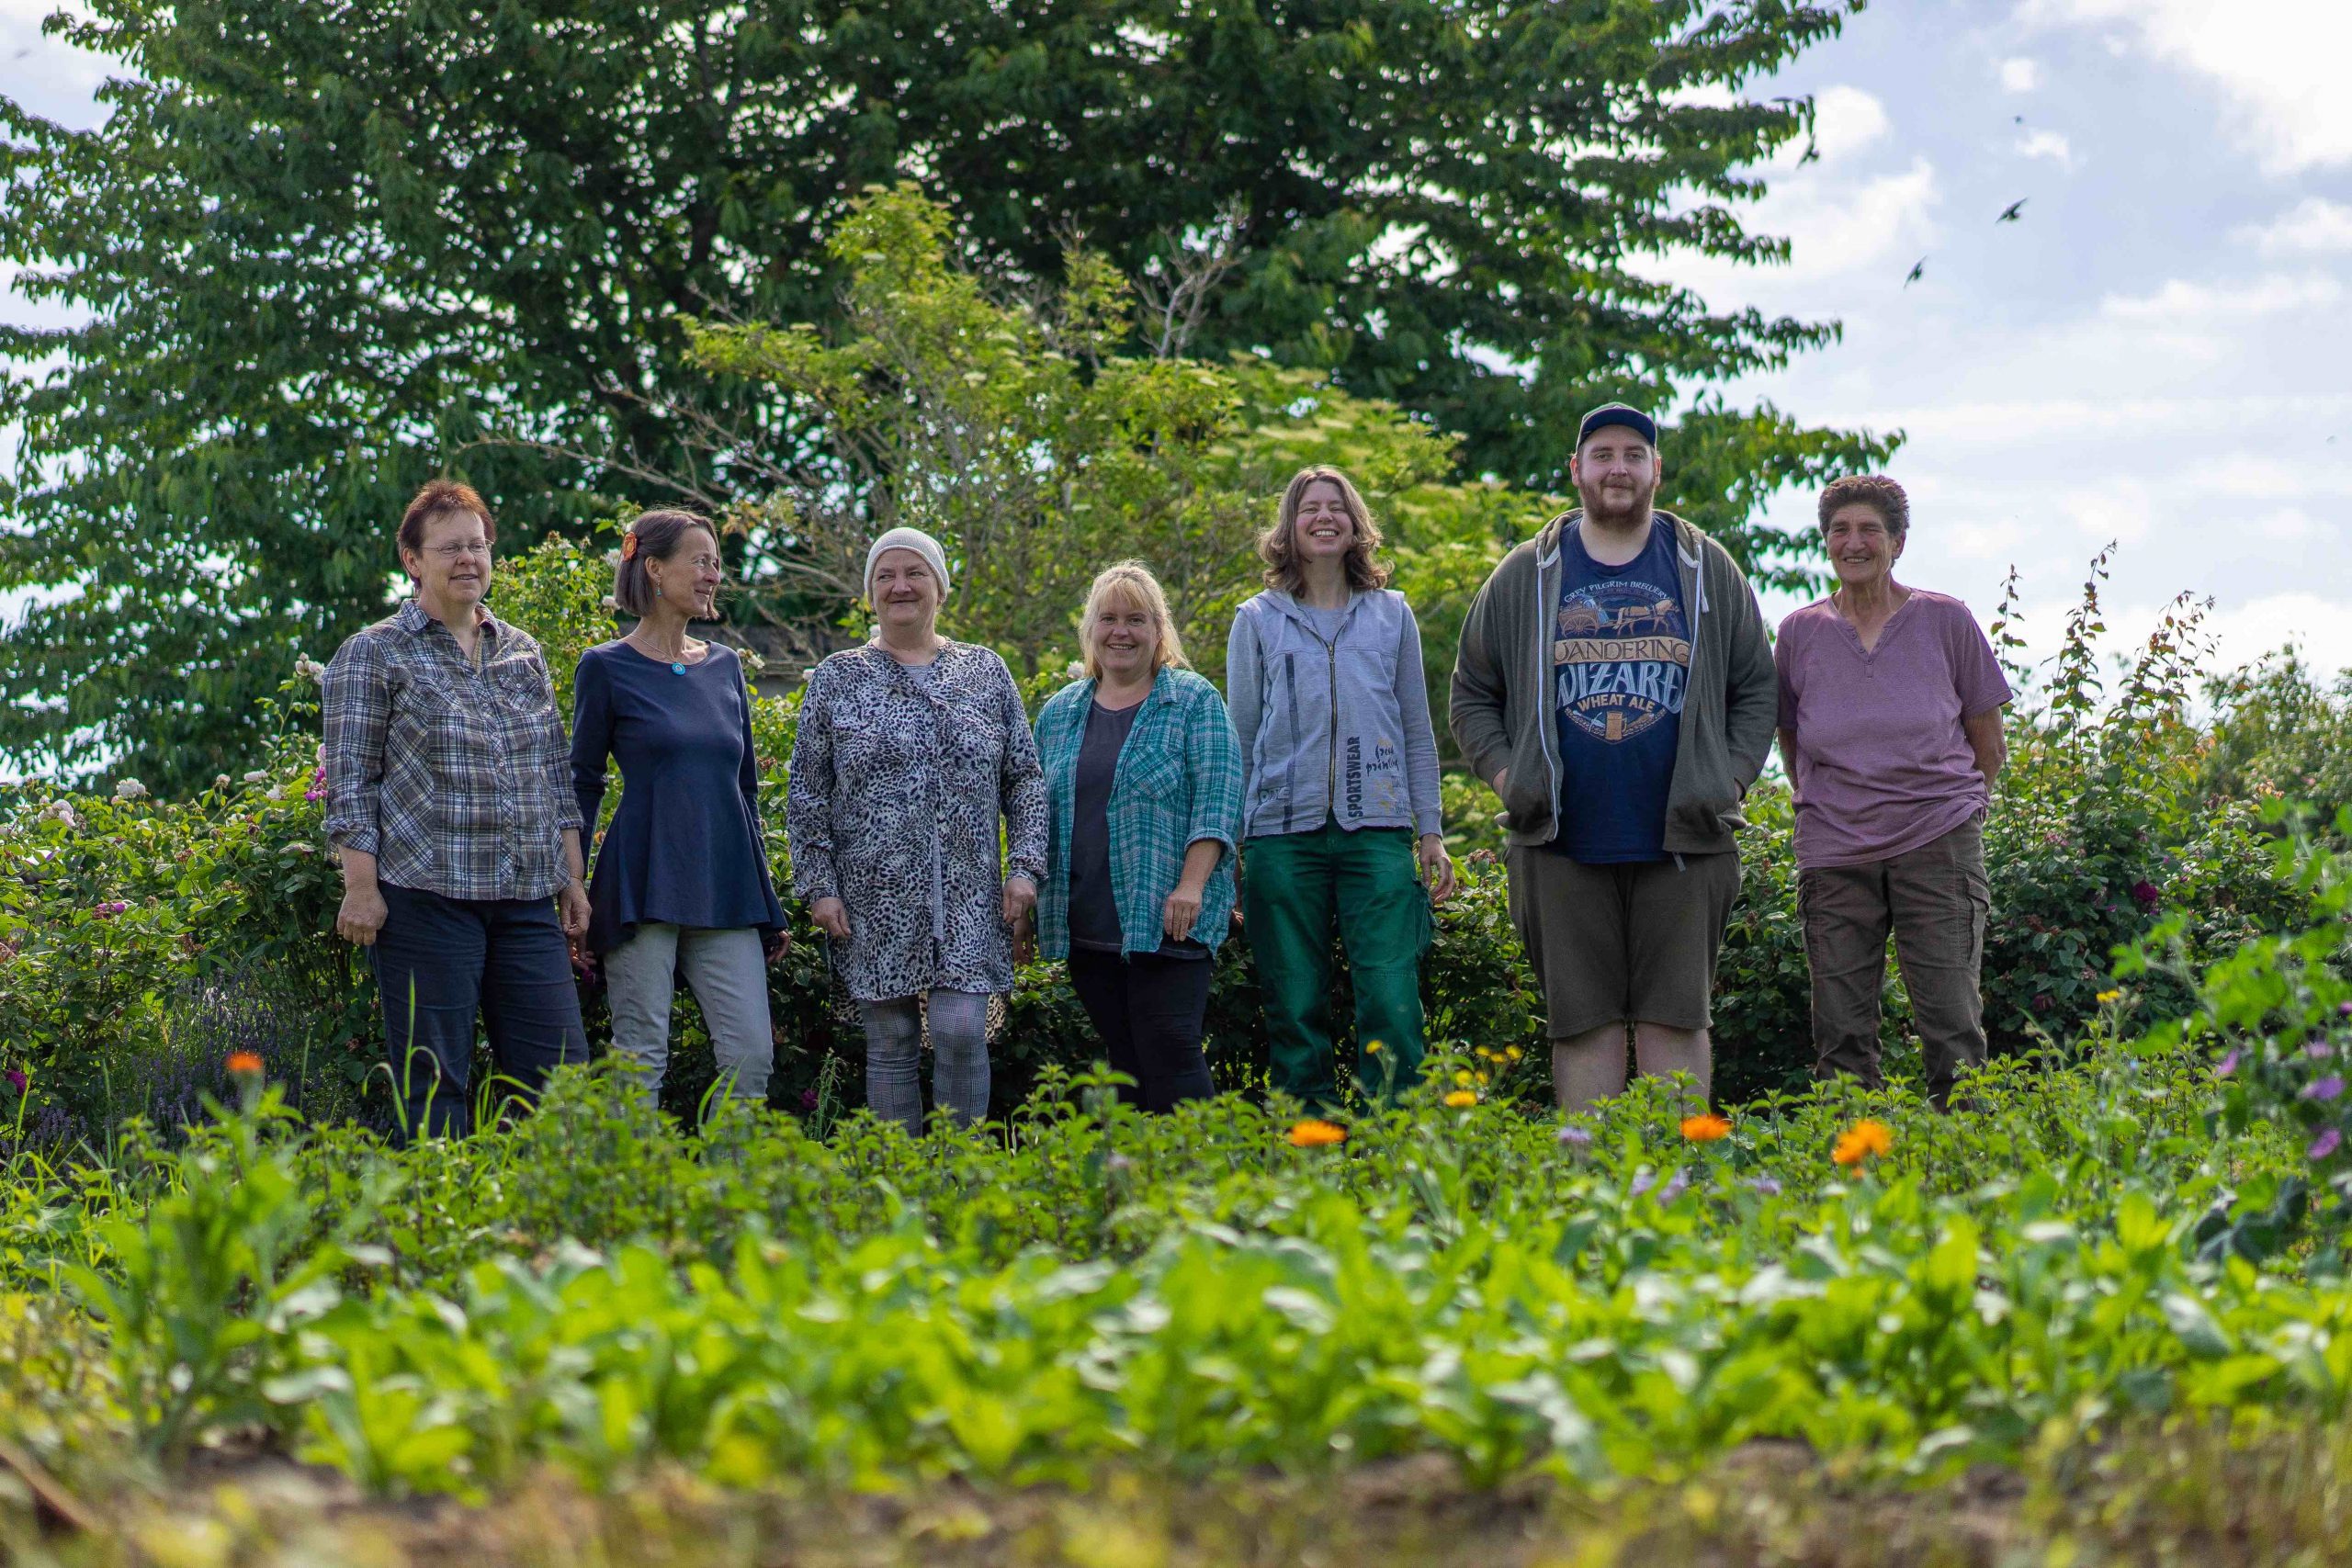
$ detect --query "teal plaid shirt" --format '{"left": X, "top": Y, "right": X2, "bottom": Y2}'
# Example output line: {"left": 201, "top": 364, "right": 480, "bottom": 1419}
{"left": 1034, "top": 667, "right": 1243, "bottom": 960}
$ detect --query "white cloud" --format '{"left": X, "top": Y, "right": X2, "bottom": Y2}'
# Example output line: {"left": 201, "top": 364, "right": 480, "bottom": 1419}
{"left": 2188, "top": 592, "right": 2352, "bottom": 679}
{"left": 1650, "top": 154, "right": 1939, "bottom": 304}
{"left": 2014, "top": 130, "right": 2076, "bottom": 169}
{"left": 2236, "top": 197, "right": 2352, "bottom": 255}
{"left": 2254, "top": 508, "right": 2319, "bottom": 543}
{"left": 1809, "top": 85, "right": 1890, "bottom": 165}
{"left": 2019, "top": 0, "right": 2352, "bottom": 173}
{"left": 1998, "top": 58, "right": 2041, "bottom": 93}
{"left": 2098, "top": 272, "right": 2343, "bottom": 322}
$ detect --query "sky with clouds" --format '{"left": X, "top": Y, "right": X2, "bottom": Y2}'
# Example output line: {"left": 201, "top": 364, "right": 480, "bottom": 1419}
{"left": 1668, "top": 0, "right": 2352, "bottom": 685}
{"left": 3, "top": 0, "right": 2350, "bottom": 692}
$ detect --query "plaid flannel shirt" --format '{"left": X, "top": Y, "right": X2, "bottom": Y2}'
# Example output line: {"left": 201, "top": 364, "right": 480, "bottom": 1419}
{"left": 1033, "top": 666, "right": 1243, "bottom": 960}
{"left": 322, "top": 600, "right": 582, "bottom": 902}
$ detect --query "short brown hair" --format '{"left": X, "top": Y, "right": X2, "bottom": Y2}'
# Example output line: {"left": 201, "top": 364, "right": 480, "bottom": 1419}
{"left": 1817, "top": 475, "right": 1909, "bottom": 540}
{"left": 1259, "top": 466, "right": 1391, "bottom": 594}
{"left": 614, "top": 509, "right": 721, "bottom": 618}
{"left": 397, "top": 479, "right": 495, "bottom": 558}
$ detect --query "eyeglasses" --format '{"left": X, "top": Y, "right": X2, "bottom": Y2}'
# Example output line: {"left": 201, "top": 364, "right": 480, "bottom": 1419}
{"left": 423, "top": 541, "right": 493, "bottom": 561}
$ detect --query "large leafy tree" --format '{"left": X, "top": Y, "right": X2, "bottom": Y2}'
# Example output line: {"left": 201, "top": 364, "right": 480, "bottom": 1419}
{"left": 1, "top": 0, "right": 1886, "bottom": 787}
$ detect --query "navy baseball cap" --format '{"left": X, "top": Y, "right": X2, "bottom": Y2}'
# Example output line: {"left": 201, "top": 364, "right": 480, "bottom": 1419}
{"left": 1577, "top": 402, "right": 1658, "bottom": 447}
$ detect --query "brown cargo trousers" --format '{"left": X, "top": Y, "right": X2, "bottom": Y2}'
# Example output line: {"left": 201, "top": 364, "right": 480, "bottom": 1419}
{"left": 1798, "top": 816, "right": 1989, "bottom": 1109}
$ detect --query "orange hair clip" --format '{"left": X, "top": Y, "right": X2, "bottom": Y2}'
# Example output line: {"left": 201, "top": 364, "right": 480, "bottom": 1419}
{"left": 620, "top": 531, "right": 640, "bottom": 560}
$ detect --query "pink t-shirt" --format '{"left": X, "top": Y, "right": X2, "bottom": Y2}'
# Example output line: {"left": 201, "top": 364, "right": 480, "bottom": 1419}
{"left": 1775, "top": 590, "right": 2011, "bottom": 870}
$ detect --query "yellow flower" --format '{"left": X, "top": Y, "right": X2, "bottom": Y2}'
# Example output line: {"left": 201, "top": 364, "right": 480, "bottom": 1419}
{"left": 2096, "top": 989, "right": 2122, "bottom": 1005}
{"left": 1832, "top": 1118, "right": 1894, "bottom": 1168}
{"left": 1506, "top": 1046, "right": 1524, "bottom": 1062}
{"left": 1443, "top": 1089, "right": 1477, "bottom": 1109}
{"left": 1453, "top": 1069, "right": 1474, "bottom": 1087}
{"left": 1364, "top": 1039, "right": 1385, "bottom": 1055}
{"left": 1288, "top": 1119, "right": 1347, "bottom": 1148}
{"left": 1679, "top": 1113, "right": 1732, "bottom": 1143}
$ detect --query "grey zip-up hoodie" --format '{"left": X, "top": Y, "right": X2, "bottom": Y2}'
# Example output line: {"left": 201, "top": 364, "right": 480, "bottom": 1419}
{"left": 1225, "top": 588, "right": 1445, "bottom": 840}
{"left": 1449, "top": 509, "right": 1777, "bottom": 855}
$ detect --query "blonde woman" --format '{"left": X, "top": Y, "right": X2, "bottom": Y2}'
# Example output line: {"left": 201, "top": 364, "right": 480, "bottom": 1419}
{"left": 1225, "top": 467, "right": 1453, "bottom": 1109}
{"left": 1034, "top": 563, "right": 1242, "bottom": 1111}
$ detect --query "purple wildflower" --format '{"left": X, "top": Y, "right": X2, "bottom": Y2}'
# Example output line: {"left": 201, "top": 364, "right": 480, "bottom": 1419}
{"left": 2302, "top": 1076, "right": 2346, "bottom": 1103}
{"left": 2216, "top": 1049, "right": 2240, "bottom": 1078}
{"left": 2309, "top": 1043, "right": 2336, "bottom": 1061}
{"left": 2340, "top": 1000, "right": 2352, "bottom": 1018}
{"left": 1656, "top": 1170, "right": 1689, "bottom": 1204}
{"left": 2310, "top": 1127, "right": 2343, "bottom": 1162}
{"left": 2130, "top": 880, "right": 2161, "bottom": 912}
{"left": 94, "top": 900, "right": 130, "bottom": 919}
{"left": 3, "top": 1067, "right": 23, "bottom": 1096}
{"left": 1629, "top": 1170, "right": 1656, "bottom": 1199}
{"left": 1556, "top": 1125, "right": 1593, "bottom": 1151}
{"left": 799, "top": 1087, "right": 819, "bottom": 1111}
{"left": 1748, "top": 1176, "right": 1782, "bottom": 1197}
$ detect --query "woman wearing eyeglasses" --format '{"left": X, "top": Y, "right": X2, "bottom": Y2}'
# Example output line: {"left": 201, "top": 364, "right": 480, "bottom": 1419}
{"left": 322, "top": 479, "right": 591, "bottom": 1142}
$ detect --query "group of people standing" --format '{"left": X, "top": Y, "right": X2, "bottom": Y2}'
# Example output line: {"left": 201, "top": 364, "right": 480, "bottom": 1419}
{"left": 322, "top": 400, "right": 2009, "bottom": 1142}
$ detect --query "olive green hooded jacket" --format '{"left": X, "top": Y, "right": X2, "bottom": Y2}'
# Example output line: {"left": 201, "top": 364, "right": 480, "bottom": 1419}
{"left": 1448, "top": 509, "right": 1778, "bottom": 856}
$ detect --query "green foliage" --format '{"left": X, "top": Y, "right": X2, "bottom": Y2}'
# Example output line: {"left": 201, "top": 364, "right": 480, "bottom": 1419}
{"left": 63, "top": 1092, "right": 380, "bottom": 1460}
{"left": 2131, "top": 812, "right": 2352, "bottom": 1224}
{"left": 3, "top": 1027, "right": 2343, "bottom": 1500}
{"left": 2198, "top": 651, "right": 2352, "bottom": 840}
{"left": 0, "top": 0, "right": 1885, "bottom": 784}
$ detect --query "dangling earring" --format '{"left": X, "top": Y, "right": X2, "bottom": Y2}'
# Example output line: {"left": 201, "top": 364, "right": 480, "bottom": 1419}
{"left": 654, "top": 581, "right": 663, "bottom": 599}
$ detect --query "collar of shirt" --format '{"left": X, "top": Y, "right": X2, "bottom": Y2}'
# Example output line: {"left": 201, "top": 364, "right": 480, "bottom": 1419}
{"left": 395, "top": 597, "right": 503, "bottom": 644}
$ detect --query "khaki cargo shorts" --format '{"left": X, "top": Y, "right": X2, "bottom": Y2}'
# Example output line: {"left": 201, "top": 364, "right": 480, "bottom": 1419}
{"left": 1504, "top": 846, "right": 1741, "bottom": 1037}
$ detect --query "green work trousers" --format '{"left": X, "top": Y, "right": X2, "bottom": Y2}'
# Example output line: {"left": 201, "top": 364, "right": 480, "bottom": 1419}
{"left": 1241, "top": 820, "right": 1431, "bottom": 1108}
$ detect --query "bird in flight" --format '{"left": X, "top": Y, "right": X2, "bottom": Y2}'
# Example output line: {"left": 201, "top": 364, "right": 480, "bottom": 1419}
{"left": 1904, "top": 256, "right": 1927, "bottom": 288}
{"left": 1998, "top": 199, "right": 2029, "bottom": 223}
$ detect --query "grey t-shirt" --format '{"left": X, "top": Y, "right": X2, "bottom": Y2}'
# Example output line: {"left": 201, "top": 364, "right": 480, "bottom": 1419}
{"left": 1069, "top": 697, "right": 1208, "bottom": 960}
{"left": 1302, "top": 604, "right": 1350, "bottom": 643}
{"left": 1068, "top": 699, "right": 1140, "bottom": 952}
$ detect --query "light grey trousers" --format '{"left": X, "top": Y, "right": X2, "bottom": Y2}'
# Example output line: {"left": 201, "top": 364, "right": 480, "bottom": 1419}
{"left": 858, "top": 989, "right": 990, "bottom": 1134}
{"left": 604, "top": 923, "right": 775, "bottom": 1105}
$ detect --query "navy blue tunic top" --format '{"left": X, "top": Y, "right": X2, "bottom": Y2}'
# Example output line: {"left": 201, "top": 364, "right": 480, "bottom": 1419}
{"left": 569, "top": 641, "right": 786, "bottom": 955}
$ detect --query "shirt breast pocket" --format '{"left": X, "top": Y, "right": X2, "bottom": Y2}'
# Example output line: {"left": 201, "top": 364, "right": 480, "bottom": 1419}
{"left": 1123, "top": 746, "right": 1184, "bottom": 807}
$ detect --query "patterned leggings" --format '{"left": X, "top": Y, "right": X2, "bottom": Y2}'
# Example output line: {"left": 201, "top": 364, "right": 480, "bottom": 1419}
{"left": 857, "top": 989, "right": 991, "bottom": 1133}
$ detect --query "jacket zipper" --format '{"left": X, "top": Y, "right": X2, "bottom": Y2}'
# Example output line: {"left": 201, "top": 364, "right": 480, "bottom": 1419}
{"left": 1308, "top": 622, "right": 1340, "bottom": 824}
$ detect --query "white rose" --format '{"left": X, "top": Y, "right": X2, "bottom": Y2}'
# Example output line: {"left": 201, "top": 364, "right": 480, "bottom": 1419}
{"left": 265, "top": 785, "right": 284, "bottom": 802}
{"left": 113, "top": 777, "right": 148, "bottom": 800}
{"left": 243, "top": 770, "right": 268, "bottom": 784}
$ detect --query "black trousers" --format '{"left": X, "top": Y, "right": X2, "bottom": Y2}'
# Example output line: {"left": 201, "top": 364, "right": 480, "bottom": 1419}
{"left": 1067, "top": 948, "right": 1216, "bottom": 1112}
{"left": 370, "top": 883, "right": 588, "bottom": 1141}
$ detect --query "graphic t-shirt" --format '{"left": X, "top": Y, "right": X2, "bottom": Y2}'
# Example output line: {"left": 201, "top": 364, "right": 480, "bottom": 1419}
{"left": 1551, "top": 518, "right": 1691, "bottom": 863}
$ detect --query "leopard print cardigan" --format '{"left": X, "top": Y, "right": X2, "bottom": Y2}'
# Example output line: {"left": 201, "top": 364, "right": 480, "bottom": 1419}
{"left": 786, "top": 641, "right": 1048, "bottom": 1002}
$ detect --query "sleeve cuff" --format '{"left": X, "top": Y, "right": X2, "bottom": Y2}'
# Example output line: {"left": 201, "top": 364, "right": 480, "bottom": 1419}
{"left": 325, "top": 823, "right": 380, "bottom": 857}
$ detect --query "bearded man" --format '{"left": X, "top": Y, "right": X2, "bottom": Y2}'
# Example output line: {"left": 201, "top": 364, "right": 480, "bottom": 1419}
{"left": 1450, "top": 404, "right": 1777, "bottom": 1113}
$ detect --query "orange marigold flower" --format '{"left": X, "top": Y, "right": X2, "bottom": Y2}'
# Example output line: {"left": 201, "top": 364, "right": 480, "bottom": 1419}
{"left": 225, "top": 1051, "right": 265, "bottom": 1076}
{"left": 1679, "top": 1113, "right": 1732, "bottom": 1143}
{"left": 1443, "top": 1089, "right": 1477, "bottom": 1109}
{"left": 1287, "top": 1119, "right": 1347, "bottom": 1148}
{"left": 1832, "top": 1118, "right": 1893, "bottom": 1168}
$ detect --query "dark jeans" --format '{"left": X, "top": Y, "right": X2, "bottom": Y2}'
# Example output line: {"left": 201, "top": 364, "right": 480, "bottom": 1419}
{"left": 1067, "top": 948, "right": 1216, "bottom": 1112}
{"left": 1799, "top": 818, "right": 1990, "bottom": 1110}
{"left": 370, "top": 882, "right": 588, "bottom": 1141}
